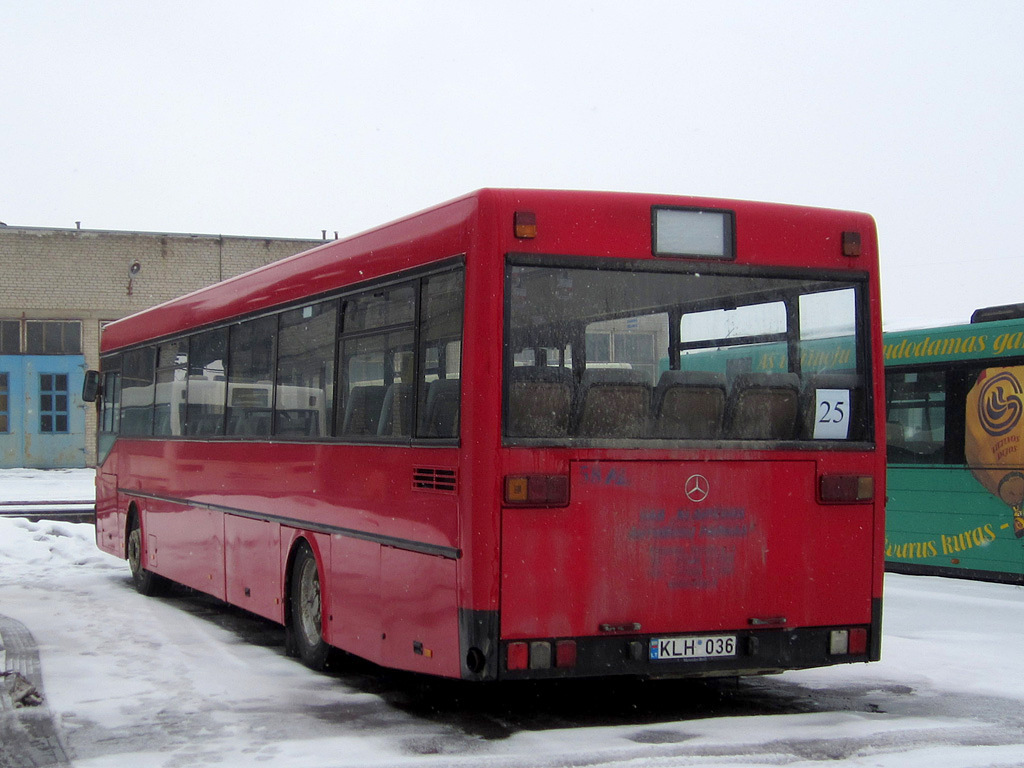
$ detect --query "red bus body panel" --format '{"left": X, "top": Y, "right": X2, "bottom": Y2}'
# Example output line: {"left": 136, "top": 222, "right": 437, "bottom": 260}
{"left": 95, "top": 189, "right": 884, "bottom": 681}
{"left": 500, "top": 453, "right": 876, "bottom": 639}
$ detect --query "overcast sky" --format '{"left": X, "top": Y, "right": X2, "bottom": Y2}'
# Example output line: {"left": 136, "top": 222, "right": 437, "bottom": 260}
{"left": 3, "top": 2, "right": 1021, "bottom": 329}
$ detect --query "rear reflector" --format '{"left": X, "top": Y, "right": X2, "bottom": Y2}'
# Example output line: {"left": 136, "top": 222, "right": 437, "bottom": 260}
{"left": 507, "top": 642, "right": 529, "bottom": 671}
{"left": 829, "top": 630, "right": 849, "bottom": 655}
{"left": 849, "top": 627, "right": 868, "bottom": 655}
{"left": 530, "top": 641, "right": 552, "bottom": 670}
{"left": 820, "top": 474, "right": 874, "bottom": 503}
{"left": 555, "top": 640, "right": 577, "bottom": 668}
{"left": 505, "top": 474, "right": 569, "bottom": 506}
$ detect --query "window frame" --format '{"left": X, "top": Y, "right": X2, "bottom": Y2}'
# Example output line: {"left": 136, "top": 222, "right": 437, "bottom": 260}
{"left": 885, "top": 357, "right": 1024, "bottom": 467}
{"left": 39, "top": 372, "right": 70, "bottom": 434}
{"left": 0, "top": 321, "right": 19, "bottom": 355}
{"left": 97, "top": 257, "right": 465, "bottom": 446}
{"left": 275, "top": 299, "right": 338, "bottom": 440}
{"left": 502, "top": 253, "right": 874, "bottom": 447}
{"left": 225, "top": 315, "right": 278, "bottom": 438}
{"left": 25, "top": 321, "right": 82, "bottom": 355}
{"left": 0, "top": 372, "right": 9, "bottom": 433}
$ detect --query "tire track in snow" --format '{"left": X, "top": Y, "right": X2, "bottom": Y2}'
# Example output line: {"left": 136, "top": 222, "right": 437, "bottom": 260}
{"left": 0, "top": 614, "right": 71, "bottom": 767}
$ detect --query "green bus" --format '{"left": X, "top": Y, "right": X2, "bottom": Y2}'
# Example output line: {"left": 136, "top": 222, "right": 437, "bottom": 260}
{"left": 884, "top": 303, "right": 1024, "bottom": 583}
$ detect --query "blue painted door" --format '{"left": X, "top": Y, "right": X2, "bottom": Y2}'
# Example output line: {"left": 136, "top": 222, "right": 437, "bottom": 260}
{"left": 0, "top": 355, "right": 87, "bottom": 468}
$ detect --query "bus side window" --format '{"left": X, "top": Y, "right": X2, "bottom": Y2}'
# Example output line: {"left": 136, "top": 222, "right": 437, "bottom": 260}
{"left": 277, "top": 300, "right": 337, "bottom": 438}
{"left": 884, "top": 370, "right": 948, "bottom": 463}
{"left": 377, "top": 348, "right": 414, "bottom": 437}
{"left": 423, "top": 377, "right": 460, "bottom": 438}
{"left": 185, "top": 328, "right": 228, "bottom": 436}
{"left": 416, "top": 270, "right": 464, "bottom": 439}
{"left": 100, "top": 367, "right": 122, "bottom": 434}
{"left": 340, "top": 284, "right": 416, "bottom": 440}
{"left": 121, "top": 347, "right": 156, "bottom": 437}
{"left": 154, "top": 339, "right": 188, "bottom": 437}
{"left": 341, "top": 383, "right": 386, "bottom": 436}
{"left": 227, "top": 315, "right": 277, "bottom": 437}
{"left": 96, "top": 368, "right": 122, "bottom": 462}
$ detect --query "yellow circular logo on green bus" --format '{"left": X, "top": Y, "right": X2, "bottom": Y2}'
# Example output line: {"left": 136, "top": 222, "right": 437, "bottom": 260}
{"left": 965, "top": 366, "right": 1024, "bottom": 538}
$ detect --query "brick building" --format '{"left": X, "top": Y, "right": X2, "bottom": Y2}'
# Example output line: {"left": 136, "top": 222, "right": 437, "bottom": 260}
{"left": 0, "top": 224, "right": 320, "bottom": 468}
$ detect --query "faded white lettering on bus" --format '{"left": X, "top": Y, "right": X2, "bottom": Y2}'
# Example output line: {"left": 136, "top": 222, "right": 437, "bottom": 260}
{"left": 631, "top": 508, "right": 750, "bottom": 590}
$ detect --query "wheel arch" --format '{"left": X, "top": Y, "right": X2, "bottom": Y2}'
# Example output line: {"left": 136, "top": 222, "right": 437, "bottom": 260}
{"left": 283, "top": 533, "right": 330, "bottom": 648}
{"left": 124, "top": 501, "right": 141, "bottom": 555}
{"left": 284, "top": 532, "right": 331, "bottom": 663}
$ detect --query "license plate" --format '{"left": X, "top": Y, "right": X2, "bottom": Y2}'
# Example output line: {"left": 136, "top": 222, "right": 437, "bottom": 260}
{"left": 649, "top": 634, "right": 737, "bottom": 661}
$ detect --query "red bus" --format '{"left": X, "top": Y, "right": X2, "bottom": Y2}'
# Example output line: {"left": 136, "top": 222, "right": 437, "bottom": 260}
{"left": 84, "top": 189, "right": 884, "bottom": 681}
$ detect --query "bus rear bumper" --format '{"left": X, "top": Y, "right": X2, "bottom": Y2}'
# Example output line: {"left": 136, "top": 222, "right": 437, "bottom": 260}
{"left": 460, "top": 600, "right": 882, "bottom": 681}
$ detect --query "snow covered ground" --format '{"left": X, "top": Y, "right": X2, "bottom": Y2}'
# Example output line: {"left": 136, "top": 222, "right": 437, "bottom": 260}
{"left": 2, "top": 468, "right": 1024, "bottom": 768}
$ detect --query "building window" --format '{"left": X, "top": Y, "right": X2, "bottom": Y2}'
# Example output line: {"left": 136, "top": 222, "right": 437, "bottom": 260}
{"left": 39, "top": 373, "right": 69, "bottom": 433}
{"left": 0, "top": 321, "right": 19, "bottom": 354}
{"left": 0, "top": 373, "right": 8, "bottom": 432}
{"left": 26, "top": 321, "right": 82, "bottom": 355}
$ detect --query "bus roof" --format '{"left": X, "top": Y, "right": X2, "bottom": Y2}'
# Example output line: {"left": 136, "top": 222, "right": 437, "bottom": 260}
{"left": 101, "top": 188, "right": 877, "bottom": 353}
{"left": 884, "top": 316, "right": 1024, "bottom": 366}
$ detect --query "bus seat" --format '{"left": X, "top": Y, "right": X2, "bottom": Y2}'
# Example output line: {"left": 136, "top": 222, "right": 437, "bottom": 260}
{"left": 377, "top": 383, "right": 412, "bottom": 437}
{"left": 275, "top": 409, "right": 319, "bottom": 437}
{"left": 886, "top": 422, "right": 905, "bottom": 448}
{"left": 575, "top": 368, "right": 651, "bottom": 438}
{"left": 424, "top": 378, "right": 460, "bottom": 438}
{"left": 651, "top": 370, "right": 727, "bottom": 439}
{"left": 342, "top": 385, "right": 386, "bottom": 436}
{"left": 184, "top": 408, "right": 225, "bottom": 436}
{"left": 507, "top": 367, "right": 575, "bottom": 437}
{"left": 725, "top": 372, "right": 800, "bottom": 440}
{"left": 227, "top": 407, "right": 272, "bottom": 436}
{"left": 800, "top": 373, "right": 862, "bottom": 440}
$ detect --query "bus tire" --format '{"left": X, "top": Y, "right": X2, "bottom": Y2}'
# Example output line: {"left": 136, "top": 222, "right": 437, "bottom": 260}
{"left": 289, "top": 541, "right": 330, "bottom": 670}
{"left": 126, "top": 512, "right": 169, "bottom": 596}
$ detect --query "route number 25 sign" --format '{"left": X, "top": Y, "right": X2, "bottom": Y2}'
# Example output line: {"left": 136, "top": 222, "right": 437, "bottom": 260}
{"left": 813, "top": 388, "right": 851, "bottom": 440}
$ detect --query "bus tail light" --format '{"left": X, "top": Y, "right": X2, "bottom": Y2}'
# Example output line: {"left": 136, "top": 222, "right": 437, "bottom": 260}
{"left": 504, "top": 474, "right": 569, "bottom": 506}
{"left": 819, "top": 474, "right": 873, "bottom": 503}
{"left": 829, "top": 628, "right": 868, "bottom": 655}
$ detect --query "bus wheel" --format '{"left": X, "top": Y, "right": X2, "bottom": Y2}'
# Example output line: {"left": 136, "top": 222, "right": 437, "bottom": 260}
{"left": 289, "top": 541, "right": 330, "bottom": 670}
{"left": 126, "top": 514, "right": 168, "bottom": 596}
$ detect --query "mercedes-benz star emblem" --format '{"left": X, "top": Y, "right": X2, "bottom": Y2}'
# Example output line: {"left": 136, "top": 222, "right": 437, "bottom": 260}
{"left": 685, "top": 474, "right": 709, "bottom": 503}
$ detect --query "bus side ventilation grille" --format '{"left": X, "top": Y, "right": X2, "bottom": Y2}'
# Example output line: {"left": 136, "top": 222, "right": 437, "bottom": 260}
{"left": 413, "top": 467, "right": 457, "bottom": 493}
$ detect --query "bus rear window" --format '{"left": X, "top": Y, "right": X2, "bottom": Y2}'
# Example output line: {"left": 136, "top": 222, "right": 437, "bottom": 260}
{"left": 505, "top": 261, "right": 869, "bottom": 444}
